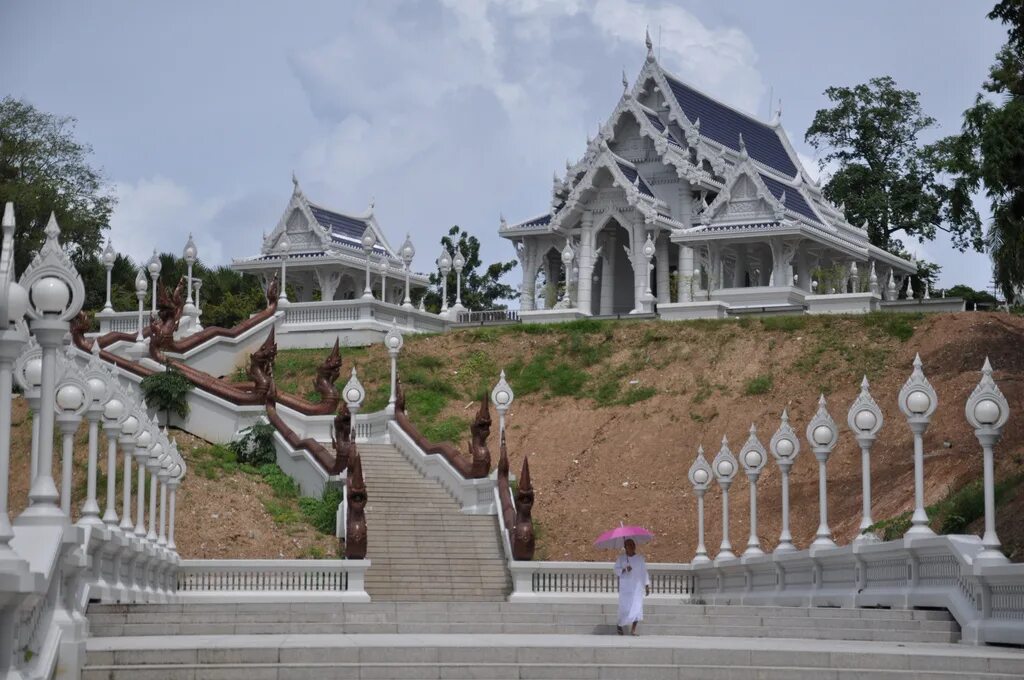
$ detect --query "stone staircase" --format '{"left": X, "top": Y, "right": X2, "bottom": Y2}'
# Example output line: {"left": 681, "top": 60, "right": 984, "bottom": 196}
{"left": 356, "top": 442, "right": 509, "bottom": 601}
{"left": 83, "top": 602, "right": 1024, "bottom": 679}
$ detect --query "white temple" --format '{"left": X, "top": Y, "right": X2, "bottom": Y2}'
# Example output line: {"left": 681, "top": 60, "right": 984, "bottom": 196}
{"left": 232, "top": 176, "right": 430, "bottom": 305}
{"left": 502, "top": 35, "right": 918, "bottom": 319}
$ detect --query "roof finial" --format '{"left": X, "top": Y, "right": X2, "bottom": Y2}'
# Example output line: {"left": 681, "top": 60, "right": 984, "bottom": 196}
{"left": 645, "top": 27, "right": 654, "bottom": 62}
{"left": 737, "top": 133, "right": 748, "bottom": 159}
{"left": 622, "top": 69, "right": 629, "bottom": 95}
{"left": 368, "top": 196, "right": 375, "bottom": 213}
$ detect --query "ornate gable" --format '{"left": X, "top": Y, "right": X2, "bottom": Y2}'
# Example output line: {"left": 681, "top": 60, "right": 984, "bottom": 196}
{"left": 701, "top": 152, "right": 786, "bottom": 226}
{"left": 263, "top": 177, "right": 331, "bottom": 254}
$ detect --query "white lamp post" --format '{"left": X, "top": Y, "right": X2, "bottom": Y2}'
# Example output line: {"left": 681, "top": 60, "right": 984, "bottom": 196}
{"left": 146, "top": 446, "right": 162, "bottom": 542}
{"left": 193, "top": 279, "right": 204, "bottom": 331}
{"left": 0, "top": 203, "right": 30, "bottom": 556}
{"left": 79, "top": 344, "right": 114, "bottom": 526}
{"left": 278, "top": 234, "right": 291, "bottom": 306}
{"left": 378, "top": 258, "right": 388, "bottom": 303}
{"left": 438, "top": 247, "right": 452, "bottom": 317}
{"left": 127, "top": 426, "right": 150, "bottom": 532}
{"left": 401, "top": 234, "right": 415, "bottom": 309}
{"left": 452, "top": 247, "right": 466, "bottom": 313}
{"left": 343, "top": 367, "right": 366, "bottom": 423}
{"left": 899, "top": 354, "right": 938, "bottom": 537}
{"left": 642, "top": 232, "right": 656, "bottom": 307}
{"left": 383, "top": 323, "right": 403, "bottom": 413}
{"left": 361, "top": 229, "right": 377, "bottom": 299}
{"left": 135, "top": 437, "right": 156, "bottom": 537}
{"left": 965, "top": 358, "right": 1010, "bottom": 563}
{"left": 560, "top": 241, "right": 574, "bottom": 308}
{"left": 687, "top": 446, "right": 712, "bottom": 564}
{"left": 182, "top": 233, "right": 198, "bottom": 318}
{"left": 55, "top": 374, "right": 87, "bottom": 519}
{"left": 101, "top": 395, "right": 125, "bottom": 527}
{"left": 101, "top": 240, "right": 116, "bottom": 312}
{"left": 712, "top": 436, "right": 738, "bottom": 563}
{"left": 146, "top": 250, "right": 161, "bottom": 315}
{"left": 806, "top": 395, "right": 838, "bottom": 549}
{"left": 770, "top": 409, "right": 801, "bottom": 553}
{"left": 122, "top": 420, "right": 144, "bottom": 532}
{"left": 18, "top": 212, "right": 85, "bottom": 521}
{"left": 739, "top": 424, "right": 767, "bottom": 557}
{"left": 848, "top": 376, "right": 883, "bottom": 543}
{"left": 134, "top": 269, "right": 148, "bottom": 343}
{"left": 491, "top": 370, "right": 514, "bottom": 440}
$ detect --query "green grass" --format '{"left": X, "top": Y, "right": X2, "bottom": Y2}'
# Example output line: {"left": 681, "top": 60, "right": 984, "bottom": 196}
{"left": 863, "top": 312, "right": 921, "bottom": 342}
{"left": 760, "top": 315, "right": 807, "bottom": 332}
{"left": 618, "top": 386, "right": 657, "bottom": 405}
{"left": 548, "top": 362, "right": 588, "bottom": 397}
{"left": 298, "top": 486, "right": 342, "bottom": 535}
{"left": 421, "top": 416, "right": 469, "bottom": 443}
{"left": 744, "top": 374, "right": 773, "bottom": 396}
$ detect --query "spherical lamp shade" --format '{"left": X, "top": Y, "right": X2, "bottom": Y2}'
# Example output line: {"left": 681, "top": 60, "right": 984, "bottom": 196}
{"left": 56, "top": 384, "right": 85, "bottom": 412}
{"left": 101, "top": 241, "right": 117, "bottom": 267}
{"left": 147, "top": 251, "right": 162, "bottom": 276}
{"left": 134, "top": 429, "right": 151, "bottom": 448}
{"left": 87, "top": 377, "right": 107, "bottom": 403}
{"left": 7, "top": 282, "right": 29, "bottom": 323}
{"left": 693, "top": 468, "right": 709, "bottom": 485}
{"left": 438, "top": 248, "right": 452, "bottom": 271}
{"left": 361, "top": 230, "right": 376, "bottom": 251}
{"left": 854, "top": 410, "right": 877, "bottom": 432}
{"left": 183, "top": 233, "right": 198, "bottom": 263}
{"left": 120, "top": 415, "right": 139, "bottom": 435}
{"left": 905, "top": 390, "right": 931, "bottom": 415}
{"left": 812, "top": 425, "right": 833, "bottom": 446}
{"left": 743, "top": 450, "right": 763, "bottom": 468}
{"left": 31, "top": 277, "right": 70, "bottom": 314}
{"left": 24, "top": 358, "right": 42, "bottom": 388}
{"left": 776, "top": 439, "right": 794, "bottom": 458}
{"left": 104, "top": 398, "right": 125, "bottom": 421}
{"left": 453, "top": 249, "right": 465, "bottom": 271}
{"left": 974, "top": 399, "right": 1001, "bottom": 426}
{"left": 135, "top": 270, "right": 148, "bottom": 293}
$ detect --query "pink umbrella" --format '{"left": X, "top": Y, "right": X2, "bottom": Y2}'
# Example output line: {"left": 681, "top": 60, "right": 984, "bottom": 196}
{"left": 594, "top": 524, "right": 654, "bottom": 550}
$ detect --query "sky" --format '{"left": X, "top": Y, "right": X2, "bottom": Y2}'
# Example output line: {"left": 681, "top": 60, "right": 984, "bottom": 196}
{"left": 0, "top": 1, "right": 1008, "bottom": 293}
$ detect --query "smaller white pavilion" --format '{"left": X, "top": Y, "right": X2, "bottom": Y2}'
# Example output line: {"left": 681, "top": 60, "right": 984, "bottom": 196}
{"left": 232, "top": 176, "right": 430, "bottom": 305}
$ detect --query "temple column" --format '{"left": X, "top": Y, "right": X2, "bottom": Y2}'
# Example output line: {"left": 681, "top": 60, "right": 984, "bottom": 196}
{"left": 576, "top": 214, "right": 596, "bottom": 315}
{"left": 707, "top": 243, "right": 723, "bottom": 292}
{"left": 678, "top": 245, "right": 694, "bottom": 302}
{"left": 600, "top": 232, "right": 616, "bottom": 315}
{"left": 796, "top": 247, "right": 812, "bottom": 292}
{"left": 769, "top": 238, "right": 798, "bottom": 287}
{"left": 655, "top": 232, "right": 670, "bottom": 304}
{"left": 517, "top": 240, "right": 536, "bottom": 312}
{"left": 629, "top": 226, "right": 645, "bottom": 312}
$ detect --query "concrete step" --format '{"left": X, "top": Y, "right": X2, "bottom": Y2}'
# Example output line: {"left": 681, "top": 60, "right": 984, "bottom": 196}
{"left": 82, "top": 633, "right": 1024, "bottom": 679}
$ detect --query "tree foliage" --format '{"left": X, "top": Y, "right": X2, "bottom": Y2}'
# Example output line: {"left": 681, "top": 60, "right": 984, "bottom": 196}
{"left": 0, "top": 96, "right": 115, "bottom": 275}
{"left": 422, "top": 226, "right": 518, "bottom": 312}
{"left": 936, "top": 1, "right": 1024, "bottom": 301}
{"left": 805, "top": 77, "right": 983, "bottom": 254}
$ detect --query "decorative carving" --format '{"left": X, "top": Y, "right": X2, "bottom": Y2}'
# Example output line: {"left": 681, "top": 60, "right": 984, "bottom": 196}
{"left": 148, "top": 277, "right": 187, "bottom": 360}
{"left": 313, "top": 339, "right": 342, "bottom": 407}
{"left": 512, "top": 456, "right": 536, "bottom": 560}
{"left": 265, "top": 273, "right": 280, "bottom": 307}
{"left": 468, "top": 396, "right": 492, "bottom": 478}
{"left": 248, "top": 328, "right": 278, "bottom": 398}
{"left": 345, "top": 445, "right": 368, "bottom": 559}
{"left": 330, "top": 401, "right": 355, "bottom": 473}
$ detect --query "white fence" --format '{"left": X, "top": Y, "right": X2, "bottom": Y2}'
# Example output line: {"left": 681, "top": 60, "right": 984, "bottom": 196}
{"left": 176, "top": 559, "right": 370, "bottom": 602}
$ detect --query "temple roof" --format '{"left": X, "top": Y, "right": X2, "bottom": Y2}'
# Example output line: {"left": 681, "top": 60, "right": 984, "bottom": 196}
{"left": 307, "top": 203, "right": 392, "bottom": 257}
{"left": 758, "top": 174, "right": 820, "bottom": 224}
{"left": 663, "top": 73, "right": 797, "bottom": 178}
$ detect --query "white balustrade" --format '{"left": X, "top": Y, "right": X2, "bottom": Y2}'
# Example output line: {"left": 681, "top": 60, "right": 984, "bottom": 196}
{"left": 176, "top": 559, "right": 370, "bottom": 602}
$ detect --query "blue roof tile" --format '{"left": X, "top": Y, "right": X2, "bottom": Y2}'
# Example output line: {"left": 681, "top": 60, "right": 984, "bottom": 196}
{"left": 616, "top": 162, "right": 654, "bottom": 197}
{"left": 643, "top": 111, "right": 682, "bottom": 148}
{"left": 664, "top": 74, "right": 797, "bottom": 177}
{"left": 759, "top": 174, "right": 819, "bottom": 223}
{"left": 308, "top": 204, "right": 390, "bottom": 256}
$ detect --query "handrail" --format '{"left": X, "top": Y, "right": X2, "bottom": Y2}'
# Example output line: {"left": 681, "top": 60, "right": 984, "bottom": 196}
{"left": 177, "top": 559, "right": 370, "bottom": 602}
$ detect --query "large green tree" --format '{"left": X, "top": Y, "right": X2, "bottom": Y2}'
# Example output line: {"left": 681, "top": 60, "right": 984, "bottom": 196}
{"left": 805, "top": 77, "right": 983, "bottom": 254}
{"left": 937, "top": 1, "right": 1024, "bottom": 301}
{"left": 0, "top": 97, "right": 115, "bottom": 274}
{"left": 422, "top": 226, "right": 518, "bottom": 312}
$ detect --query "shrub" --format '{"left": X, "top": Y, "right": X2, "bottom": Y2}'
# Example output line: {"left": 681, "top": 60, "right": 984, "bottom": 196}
{"left": 229, "top": 421, "right": 277, "bottom": 466}
{"left": 299, "top": 486, "right": 343, "bottom": 535}
{"left": 139, "top": 366, "right": 193, "bottom": 423}
{"left": 744, "top": 374, "right": 773, "bottom": 396}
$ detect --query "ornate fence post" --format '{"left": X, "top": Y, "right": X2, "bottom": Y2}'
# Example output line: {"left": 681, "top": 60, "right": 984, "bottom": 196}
{"left": 120, "top": 416, "right": 142, "bottom": 532}
{"left": 713, "top": 437, "right": 738, "bottom": 563}
{"left": 806, "top": 395, "right": 838, "bottom": 548}
{"left": 965, "top": 358, "right": 1011, "bottom": 564}
{"left": 898, "top": 354, "right": 938, "bottom": 537}
{"left": 491, "top": 370, "right": 514, "bottom": 441}
{"left": 18, "top": 213, "right": 85, "bottom": 522}
{"left": 55, "top": 364, "right": 87, "bottom": 519}
{"left": 0, "top": 202, "right": 29, "bottom": 557}
{"left": 80, "top": 342, "right": 115, "bottom": 526}
{"left": 848, "top": 376, "right": 883, "bottom": 543}
{"left": 400, "top": 234, "right": 415, "bottom": 308}
{"left": 384, "top": 322, "right": 403, "bottom": 414}
{"left": 687, "top": 446, "right": 712, "bottom": 564}
{"left": 770, "top": 410, "right": 801, "bottom": 553}
{"left": 101, "top": 396, "right": 126, "bottom": 527}
{"left": 739, "top": 424, "right": 767, "bottom": 557}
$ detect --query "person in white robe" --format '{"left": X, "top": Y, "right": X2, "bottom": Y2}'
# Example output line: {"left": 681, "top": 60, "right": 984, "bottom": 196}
{"left": 613, "top": 539, "right": 650, "bottom": 635}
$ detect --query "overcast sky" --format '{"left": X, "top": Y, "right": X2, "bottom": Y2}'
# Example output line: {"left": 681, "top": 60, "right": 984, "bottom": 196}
{"left": 0, "top": 1, "right": 1007, "bottom": 291}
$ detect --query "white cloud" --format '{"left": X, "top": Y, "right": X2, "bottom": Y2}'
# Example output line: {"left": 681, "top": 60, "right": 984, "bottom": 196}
{"left": 108, "top": 176, "right": 249, "bottom": 269}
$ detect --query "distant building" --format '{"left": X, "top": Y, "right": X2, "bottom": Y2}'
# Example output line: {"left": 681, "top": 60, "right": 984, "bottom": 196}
{"left": 501, "top": 35, "right": 918, "bottom": 319}
{"left": 232, "top": 176, "right": 429, "bottom": 304}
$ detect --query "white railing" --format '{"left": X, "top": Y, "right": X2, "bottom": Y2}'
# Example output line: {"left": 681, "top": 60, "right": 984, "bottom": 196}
{"left": 284, "top": 301, "right": 362, "bottom": 324}
{"left": 508, "top": 561, "right": 693, "bottom": 603}
{"left": 455, "top": 309, "right": 520, "bottom": 324}
{"left": 176, "top": 559, "right": 370, "bottom": 602}
{"left": 279, "top": 299, "right": 449, "bottom": 335}
{"left": 95, "top": 310, "right": 140, "bottom": 335}
{"left": 354, "top": 410, "right": 392, "bottom": 443}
